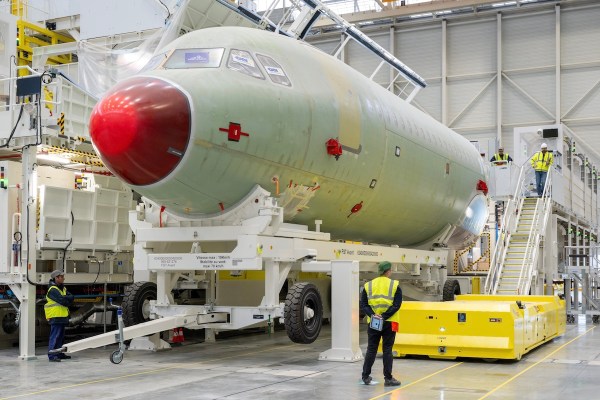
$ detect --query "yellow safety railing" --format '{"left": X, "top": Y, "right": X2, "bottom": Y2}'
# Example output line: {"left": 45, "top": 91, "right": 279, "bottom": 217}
{"left": 12, "top": 1, "right": 75, "bottom": 75}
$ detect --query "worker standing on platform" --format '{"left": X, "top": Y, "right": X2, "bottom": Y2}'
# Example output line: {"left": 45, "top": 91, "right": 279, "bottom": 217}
{"left": 531, "top": 143, "right": 554, "bottom": 196}
{"left": 45, "top": 270, "right": 74, "bottom": 362}
{"left": 360, "top": 261, "right": 402, "bottom": 387}
{"left": 490, "top": 147, "right": 513, "bottom": 165}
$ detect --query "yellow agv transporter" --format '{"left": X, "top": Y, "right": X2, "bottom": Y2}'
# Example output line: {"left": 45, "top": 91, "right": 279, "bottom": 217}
{"left": 392, "top": 295, "right": 566, "bottom": 360}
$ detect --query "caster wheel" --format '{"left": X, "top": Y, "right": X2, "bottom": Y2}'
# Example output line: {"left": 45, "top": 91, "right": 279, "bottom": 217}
{"left": 110, "top": 350, "right": 124, "bottom": 364}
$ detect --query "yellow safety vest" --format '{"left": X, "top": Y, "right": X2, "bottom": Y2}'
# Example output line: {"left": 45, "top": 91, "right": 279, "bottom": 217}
{"left": 364, "top": 276, "right": 400, "bottom": 323}
{"left": 494, "top": 153, "right": 509, "bottom": 161}
{"left": 531, "top": 151, "right": 553, "bottom": 172}
{"left": 45, "top": 285, "right": 69, "bottom": 320}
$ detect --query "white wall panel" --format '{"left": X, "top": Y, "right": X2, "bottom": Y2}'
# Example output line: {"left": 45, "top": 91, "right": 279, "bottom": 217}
{"left": 447, "top": 20, "right": 496, "bottom": 77}
{"left": 562, "top": 7, "right": 600, "bottom": 65}
{"left": 561, "top": 67, "right": 600, "bottom": 119}
{"left": 413, "top": 81, "right": 441, "bottom": 121}
{"left": 346, "top": 32, "right": 390, "bottom": 82}
{"left": 81, "top": 0, "right": 166, "bottom": 39}
{"left": 448, "top": 78, "right": 496, "bottom": 129}
{"left": 561, "top": 6, "right": 600, "bottom": 144}
{"left": 445, "top": 20, "right": 497, "bottom": 132}
{"left": 312, "top": 38, "right": 342, "bottom": 57}
{"left": 503, "top": 81, "right": 553, "bottom": 126}
{"left": 568, "top": 125, "right": 600, "bottom": 152}
{"left": 503, "top": 13, "right": 555, "bottom": 71}
{"left": 394, "top": 26, "right": 442, "bottom": 80}
{"left": 503, "top": 71, "right": 555, "bottom": 125}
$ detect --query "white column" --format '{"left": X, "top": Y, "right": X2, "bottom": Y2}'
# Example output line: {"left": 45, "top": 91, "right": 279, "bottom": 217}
{"left": 319, "top": 260, "right": 362, "bottom": 362}
{"left": 555, "top": 5, "right": 561, "bottom": 125}
{"left": 441, "top": 19, "right": 448, "bottom": 126}
{"left": 496, "top": 12, "right": 502, "bottom": 146}
{"left": 389, "top": 26, "right": 395, "bottom": 93}
{"left": 19, "top": 145, "right": 37, "bottom": 360}
{"left": 156, "top": 271, "right": 169, "bottom": 305}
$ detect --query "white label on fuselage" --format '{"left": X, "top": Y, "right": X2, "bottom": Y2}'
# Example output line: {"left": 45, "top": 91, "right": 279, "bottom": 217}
{"left": 265, "top": 66, "right": 285, "bottom": 76}
{"left": 232, "top": 54, "right": 254, "bottom": 66}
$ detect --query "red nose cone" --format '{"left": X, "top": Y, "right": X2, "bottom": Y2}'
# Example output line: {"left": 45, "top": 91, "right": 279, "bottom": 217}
{"left": 90, "top": 77, "right": 191, "bottom": 186}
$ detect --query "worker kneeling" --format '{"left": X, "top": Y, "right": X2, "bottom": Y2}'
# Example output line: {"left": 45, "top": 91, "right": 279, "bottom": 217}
{"left": 360, "top": 261, "right": 402, "bottom": 386}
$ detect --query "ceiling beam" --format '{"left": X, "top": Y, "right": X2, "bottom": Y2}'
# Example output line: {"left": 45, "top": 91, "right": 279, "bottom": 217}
{"left": 312, "top": 0, "right": 559, "bottom": 28}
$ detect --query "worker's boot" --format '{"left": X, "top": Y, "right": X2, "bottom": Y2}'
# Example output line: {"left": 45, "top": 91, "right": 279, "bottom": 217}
{"left": 384, "top": 377, "right": 401, "bottom": 386}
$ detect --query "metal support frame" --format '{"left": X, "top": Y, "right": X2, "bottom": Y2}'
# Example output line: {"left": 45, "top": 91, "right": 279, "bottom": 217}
{"left": 306, "top": 260, "right": 362, "bottom": 363}
{"left": 58, "top": 188, "right": 448, "bottom": 357}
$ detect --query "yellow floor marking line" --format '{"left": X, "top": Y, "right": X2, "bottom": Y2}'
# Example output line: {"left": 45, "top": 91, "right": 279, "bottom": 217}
{"left": 478, "top": 326, "right": 595, "bottom": 400}
{"left": 369, "top": 362, "right": 464, "bottom": 400}
{"left": 1, "top": 337, "right": 330, "bottom": 400}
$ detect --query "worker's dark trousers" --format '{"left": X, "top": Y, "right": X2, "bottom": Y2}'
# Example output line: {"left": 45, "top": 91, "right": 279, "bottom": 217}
{"left": 48, "top": 321, "right": 66, "bottom": 360}
{"left": 362, "top": 322, "right": 396, "bottom": 380}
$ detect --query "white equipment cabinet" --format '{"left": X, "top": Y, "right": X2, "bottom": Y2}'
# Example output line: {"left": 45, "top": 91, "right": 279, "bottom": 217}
{"left": 38, "top": 184, "right": 133, "bottom": 251}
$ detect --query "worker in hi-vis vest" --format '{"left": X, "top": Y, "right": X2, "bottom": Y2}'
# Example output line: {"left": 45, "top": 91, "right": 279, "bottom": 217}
{"left": 530, "top": 143, "right": 554, "bottom": 196}
{"left": 45, "top": 270, "right": 74, "bottom": 362}
{"left": 360, "top": 261, "right": 402, "bottom": 387}
{"left": 490, "top": 146, "right": 513, "bottom": 165}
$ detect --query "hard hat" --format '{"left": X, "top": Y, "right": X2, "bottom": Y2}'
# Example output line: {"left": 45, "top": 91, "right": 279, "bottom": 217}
{"left": 51, "top": 270, "right": 64, "bottom": 279}
{"left": 541, "top": 143, "right": 548, "bottom": 149}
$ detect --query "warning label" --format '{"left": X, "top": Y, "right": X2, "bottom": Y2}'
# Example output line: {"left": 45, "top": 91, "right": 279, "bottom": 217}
{"left": 150, "top": 253, "right": 261, "bottom": 271}
{"left": 193, "top": 254, "right": 230, "bottom": 269}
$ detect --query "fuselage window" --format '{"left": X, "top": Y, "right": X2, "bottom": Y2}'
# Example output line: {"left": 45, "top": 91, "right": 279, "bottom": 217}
{"left": 163, "top": 48, "right": 225, "bottom": 69}
{"left": 140, "top": 51, "right": 169, "bottom": 72}
{"left": 256, "top": 54, "right": 291, "bottom": 86}
{"left": 227, "top": 49, "right": 264, "bottom": 79}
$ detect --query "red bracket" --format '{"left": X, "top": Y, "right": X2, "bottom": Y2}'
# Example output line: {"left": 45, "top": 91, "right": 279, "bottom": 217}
{"left": 219, "top": 122, "right": 250, "bottom": 142}
{"left": 326, "top": 138, "right": 343, "bottom": 160}
{"left": 347, "top": 201, "right": 363, "bottom": 218}
{"left": 476, "top": 180, "right": 488, "bottom": 196}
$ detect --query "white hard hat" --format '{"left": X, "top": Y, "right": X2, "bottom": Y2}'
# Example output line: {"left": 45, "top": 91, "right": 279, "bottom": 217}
{"left": 541, "top": 143, "right": 548, "bottom": 149}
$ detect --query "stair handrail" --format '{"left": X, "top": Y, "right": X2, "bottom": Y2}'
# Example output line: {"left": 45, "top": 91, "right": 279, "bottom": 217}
{"left": 517, "top": 169, "right": 553, "bottom": 294}
{"left": 485, "top": 162, "right": 527, "bottom": 294}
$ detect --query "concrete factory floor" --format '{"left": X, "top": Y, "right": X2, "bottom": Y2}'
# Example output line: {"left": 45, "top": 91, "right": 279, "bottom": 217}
{"left": 0, "top": 318, "right": 598, "bottom": 400}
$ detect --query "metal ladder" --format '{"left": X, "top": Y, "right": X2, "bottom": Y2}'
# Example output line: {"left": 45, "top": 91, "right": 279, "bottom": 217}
{"left": 485, "top": 166, "right": 553, "bottom": 295}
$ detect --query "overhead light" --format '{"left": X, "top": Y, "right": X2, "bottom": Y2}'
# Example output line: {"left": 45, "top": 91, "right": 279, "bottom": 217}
{"left": 492, "top": 1, "right": 517, "bottom": 7}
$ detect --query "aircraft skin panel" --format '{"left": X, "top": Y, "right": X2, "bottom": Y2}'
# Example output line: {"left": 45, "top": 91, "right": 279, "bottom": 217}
{"left": 90, "top": 27, "right": 487, "bottom": 248}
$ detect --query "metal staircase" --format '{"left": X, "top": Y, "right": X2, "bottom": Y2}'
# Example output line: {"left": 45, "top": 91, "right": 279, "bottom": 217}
{"left": 485, "top": 166, "right": 553, "bottom": 295}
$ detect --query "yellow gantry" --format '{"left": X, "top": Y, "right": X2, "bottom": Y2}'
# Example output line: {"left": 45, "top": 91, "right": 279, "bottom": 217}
{"left": 12, "top": 1, "right": 74, "bottom": 75}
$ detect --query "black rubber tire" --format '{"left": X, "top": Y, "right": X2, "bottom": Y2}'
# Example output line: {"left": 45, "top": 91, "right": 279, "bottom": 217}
{"left": 284, "top": 282, "right": 323, "bottom": 344}
{"left": 122, "top": 282, "right": 157, "bottom": 327}
{"left": 593, "top": 315, "right": 599, "bottom": 324}
{"left": 442, "top": 279, "right": 461, "bottom": 301}
{"left": 1, "top": 312, "right": 18, "bottom": 334}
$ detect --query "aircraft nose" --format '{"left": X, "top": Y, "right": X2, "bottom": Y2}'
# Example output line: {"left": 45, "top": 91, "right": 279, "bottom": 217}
{"left": 90, "top": 76, "right": 191, "bottom": 186}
